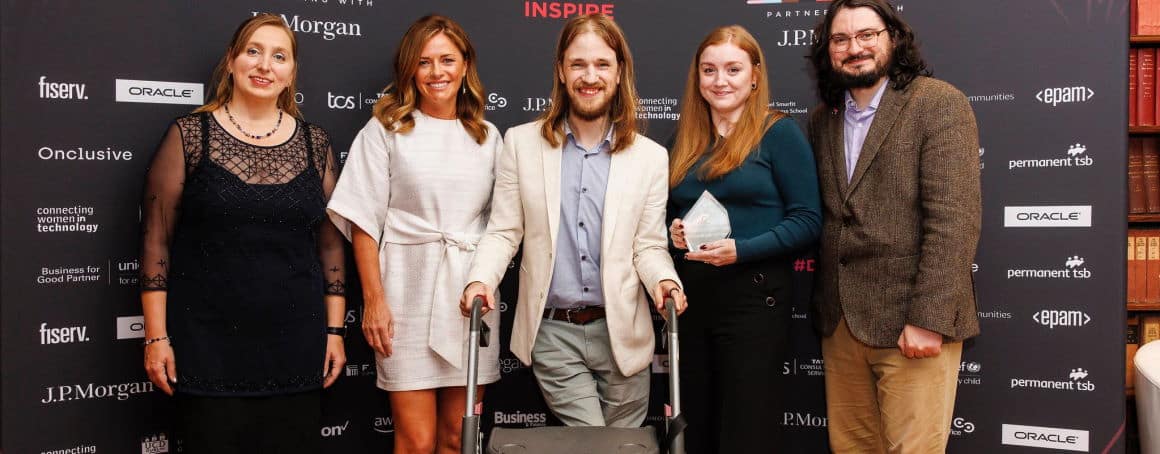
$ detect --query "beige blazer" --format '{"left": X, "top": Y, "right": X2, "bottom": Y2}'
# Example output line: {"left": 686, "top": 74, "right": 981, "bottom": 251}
{"left": 466, "top": 120, "right": 680, "bottom": 376}
{"left": 808, "top": 76, "right": 981, "bottom": 347}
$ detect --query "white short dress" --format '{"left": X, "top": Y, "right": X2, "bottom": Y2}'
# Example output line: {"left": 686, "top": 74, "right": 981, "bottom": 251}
{"left": 328, "top": 112, "right": 501, "bottom": 391}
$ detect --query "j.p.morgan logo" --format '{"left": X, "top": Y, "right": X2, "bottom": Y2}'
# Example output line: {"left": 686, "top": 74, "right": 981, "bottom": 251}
{"left": 1033, "top": 309, "right": 1091, "bottom": 329}
{"left": 1036, "top": 86, "right": 1094, "bottom": 107}
{"left": 1002, "top": 424, "right": 1089, "bottom": 452}
{"left": 1003, "top": 205, "right": 1091, "bottom": 228}
{"left": 782, "top": 412, "right": 827, "bottom": 428}
{"left": 115, "top": 79, "right": 203, "bottom": 105}
{"left": 42, "top": 381, "right": 154, "bottom": 404}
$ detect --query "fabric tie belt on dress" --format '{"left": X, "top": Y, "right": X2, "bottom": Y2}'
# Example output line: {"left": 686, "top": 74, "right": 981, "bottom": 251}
{"left": 382, "top": 208, "right": 484, "bottom": 369}
{"left": 543, "top": 306, "right": 606, "bottom": 325}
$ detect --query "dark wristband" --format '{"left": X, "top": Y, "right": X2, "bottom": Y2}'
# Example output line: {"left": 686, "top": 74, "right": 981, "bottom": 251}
{"left": 325, "top": 326, "right": 347, "bottom": 337}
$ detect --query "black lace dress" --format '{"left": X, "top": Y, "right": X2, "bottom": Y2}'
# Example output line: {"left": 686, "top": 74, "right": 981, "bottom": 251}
{"left": 140, "top": 112, "right": 345, "bottom": 396}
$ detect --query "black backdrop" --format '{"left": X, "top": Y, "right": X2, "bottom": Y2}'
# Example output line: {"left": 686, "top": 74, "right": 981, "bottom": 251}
{"left": 1, "top": 1, "right": 1128, "bottom": 452}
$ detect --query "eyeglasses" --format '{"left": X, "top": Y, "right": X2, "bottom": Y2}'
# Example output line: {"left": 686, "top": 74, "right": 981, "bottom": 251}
{"left": 829, "top": 29, "right": 889, "bottom": 52}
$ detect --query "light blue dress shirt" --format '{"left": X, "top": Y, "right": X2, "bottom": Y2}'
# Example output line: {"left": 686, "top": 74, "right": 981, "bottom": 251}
{"left": 546, "top": 124, "right": 613, "bottom": 309}
{"left": 843, "top": 81, "right": 889, "bottom": 182}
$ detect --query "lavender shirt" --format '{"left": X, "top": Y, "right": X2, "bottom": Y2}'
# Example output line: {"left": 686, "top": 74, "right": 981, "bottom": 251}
{"left": 546, "top": 123, "right": 613, "bottom": 309}
{"left": 843, "top": 82, "right": 889, "bottom": 182}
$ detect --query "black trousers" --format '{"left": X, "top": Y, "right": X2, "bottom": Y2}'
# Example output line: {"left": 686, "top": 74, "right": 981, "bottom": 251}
{"left": 175, "top": 390, "right": 322, "bottom": 454}
{"left": 676, "top": 258, "right": 792, "bottom": 454}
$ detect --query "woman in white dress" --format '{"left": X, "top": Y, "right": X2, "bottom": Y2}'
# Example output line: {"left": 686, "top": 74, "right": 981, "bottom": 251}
{"left": 327, "top": 15, "right": 500, "bottom": 454}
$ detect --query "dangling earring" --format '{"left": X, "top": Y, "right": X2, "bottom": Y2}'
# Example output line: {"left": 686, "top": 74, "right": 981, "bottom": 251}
{"left": 751, "top": 82, "right": 757, "bottom": 90}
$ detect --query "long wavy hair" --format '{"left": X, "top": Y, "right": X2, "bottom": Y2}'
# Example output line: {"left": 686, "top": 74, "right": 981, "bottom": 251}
{"left": 372, "top": 14, "right": 488, "bottom": 144}
{"left": 195, "top": 13, "right": 302, "bottom": 118}
{"left": 539, "top": 14, "right": 639, "bottom": 152}
{"left": 669, "top": 25, "right": 784, "bottom": 187}
{"left": 808, "top": 0, "right": 930, "bottom": 108}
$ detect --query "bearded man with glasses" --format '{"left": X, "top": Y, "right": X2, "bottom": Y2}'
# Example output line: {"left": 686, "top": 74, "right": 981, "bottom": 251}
{"left": 806, "top": 0, "right": 981, "bottom": 452}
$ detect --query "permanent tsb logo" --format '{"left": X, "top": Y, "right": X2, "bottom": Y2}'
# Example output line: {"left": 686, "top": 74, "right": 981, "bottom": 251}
{"left": 1002, "top": 424, "right": 1089, "bottom": 452}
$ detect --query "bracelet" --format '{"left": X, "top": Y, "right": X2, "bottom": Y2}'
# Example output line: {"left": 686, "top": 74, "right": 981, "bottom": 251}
{"left": 142, "top": 335, "right": 171, "bottom": 346}
{"left": 325, "top": 326, "right": 347, "bottom": 337}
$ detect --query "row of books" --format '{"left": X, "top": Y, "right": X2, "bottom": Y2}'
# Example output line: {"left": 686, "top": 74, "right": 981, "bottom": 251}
{"left": 1127, "top": 315, "right": 1160, "bottom": 393}
{"left": 1132, "top": 0, "right": 1160, "bottom": 36}
{"left": 1127, "top": 229, "right": 1160, "bottom": 302}
{"left": 1129, "top": 48, "right": 1160, "bottom": 127}
{"left": 1128, "top": 138, "right": 1160, "bottom": 214}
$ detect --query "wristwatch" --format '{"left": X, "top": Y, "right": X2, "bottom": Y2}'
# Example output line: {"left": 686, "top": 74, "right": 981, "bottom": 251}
{"left": 325, "top": 326, "right": 347, "bottom": 337}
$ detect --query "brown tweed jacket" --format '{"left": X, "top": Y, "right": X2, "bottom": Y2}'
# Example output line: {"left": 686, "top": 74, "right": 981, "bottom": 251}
{"left": 808, "top": 76, "right": 981, "bottom": 347}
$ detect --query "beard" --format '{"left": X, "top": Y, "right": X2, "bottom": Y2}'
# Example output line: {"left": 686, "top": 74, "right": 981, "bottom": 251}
{"left": 568, "top": 84, "right": 615, "bottom": 121}
{"left": 832, "top": 53, "right": 891, "bottom": 89}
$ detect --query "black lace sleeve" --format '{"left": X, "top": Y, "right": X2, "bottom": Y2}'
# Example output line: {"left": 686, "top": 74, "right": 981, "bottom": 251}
{"left": 314, "top": 126, "right": 346, "bottom": 296}
{"left": 139, "top": 123, "right": 186, "bottom": 291}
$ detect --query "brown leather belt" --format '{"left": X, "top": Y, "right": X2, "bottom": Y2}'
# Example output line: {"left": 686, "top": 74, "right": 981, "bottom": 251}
{"left": 543, "top": 306, "right": 606, "bottom": 325}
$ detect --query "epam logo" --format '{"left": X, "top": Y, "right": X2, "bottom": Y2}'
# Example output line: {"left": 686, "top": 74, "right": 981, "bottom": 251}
{"left": 1033, "top": 309, "right": 1091, "bottom": 329}
{"left": 1004, "top": 206, "right": 1091, "bottom": 227}
{"left": 1036, "top": 86, "right": 1094, "bottom": 107}
{"left": 1002, "top": 424, "right": 1089, "bottom": 452}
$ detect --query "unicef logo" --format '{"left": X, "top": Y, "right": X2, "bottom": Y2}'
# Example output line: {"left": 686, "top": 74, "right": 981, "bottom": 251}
{"left": 962, "top": 361, "right": 981, "bottom": 374}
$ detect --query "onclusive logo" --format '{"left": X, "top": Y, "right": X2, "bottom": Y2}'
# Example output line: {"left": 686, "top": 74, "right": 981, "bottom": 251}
{"left": 1032, "top": 309, "right": 1091, "bottom": 329}
{"left": 1009, "top": 143, "right": 1092, "bottom": 170}
{"left": 782, "top": 412, "right": 827, "bottom": 428}
{"left": 117, "top": 316, "right": 145, "bottom": 339}
{"left": 40, "top": 323, "right": 90, "bottom": 345}
{"left": 115, "top": 79, "right": 203, "bottom": 105}
{"left": 39, "top": 76, "right": 88, "bottom": 100}
{"left": 38, "top": 145, "right": 134, "bottom": 161}
{"left": 41, "top": 381, "right": 154, "bottom": 404}
{"left": 1007, "top": 256, "right": 1092, "bottom": 280}
{"left": 524, "top": 2, "right": 614, "bottom": 19}
{"left": 141, "top": 433, "right": 169, "bottom": 454}
{"left": 494, "top": 411, "right": 548, "bottom": 427}
{"left": 257, "top": 12, "right": 362, "bottom": 40}
{"left": 1001, "top": 424, "right": 1089, "bottom": 452}
{"left": 1003, "top": 205, "right": 1092, "bottom": 228}
{"left": 1009, "top": 368, "right": 1095, "bottom": 393}
{"left": 1036, "top": 86, "right": 1095, "bottom": 107}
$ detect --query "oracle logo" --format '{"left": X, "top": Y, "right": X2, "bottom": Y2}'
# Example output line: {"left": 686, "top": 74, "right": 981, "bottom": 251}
{"left": 1001, "top": 424, "right": 1088, "bottom": 451}
{"left": 1003, "top": 205, "right": 1091, "bottom": 228}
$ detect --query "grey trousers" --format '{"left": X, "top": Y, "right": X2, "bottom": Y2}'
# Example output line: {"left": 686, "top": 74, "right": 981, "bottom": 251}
{"left": 531, "top": 318, "right": 650, "bottom": 427}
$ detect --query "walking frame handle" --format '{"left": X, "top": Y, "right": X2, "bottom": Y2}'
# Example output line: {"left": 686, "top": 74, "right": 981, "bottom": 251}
{"left": 461, "top": 296, "right": 484, "bottom": 454}
{"left": 665, "top": 297, "right": 686, "bottom": 454}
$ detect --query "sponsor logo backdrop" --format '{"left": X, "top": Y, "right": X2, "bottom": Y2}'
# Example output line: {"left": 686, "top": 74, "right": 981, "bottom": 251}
{"left": 0, "top": 0, "right": 1126, "bottom": 452}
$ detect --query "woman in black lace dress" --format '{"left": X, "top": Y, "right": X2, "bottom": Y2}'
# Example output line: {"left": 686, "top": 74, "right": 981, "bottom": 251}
{"left": 138, "top": 14, "right": 346, "bottom": 453}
